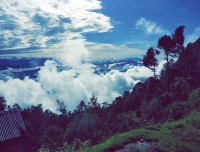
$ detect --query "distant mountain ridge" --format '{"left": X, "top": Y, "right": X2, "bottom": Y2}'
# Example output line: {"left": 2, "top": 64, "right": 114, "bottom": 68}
{"left": 0, "top": 57, "right": 48, "bottom": 70}
{"left": 93, "top": 57, "right": 142, "bottom": 74}
{"left": 0, "top": 57, "right": 142, "bottom": 80}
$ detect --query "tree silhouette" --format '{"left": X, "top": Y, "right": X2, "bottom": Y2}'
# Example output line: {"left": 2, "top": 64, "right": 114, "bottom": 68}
{"left": 77, "top": 100, "right": 87, "bottom": 112}
{"left": 158, "top": 35, "right": 175, "bottom": 63}
{"left": 56, "top": 98, "right": 67, "bottom": 115}
{"left": 158, "top": 26, "right": 185, "bottom": 88}
{"left": 89, "top": 95, "right": 99, "bottom": 108}
{"left": 172, "top": 25, "right": 185, "bottom": 56}
{"left": 158, "top": 35, "right": 175, "bottom": 88}
{"left": 143, "top": 47, "right": 160, "bottom": 77}
{"left": 0, "top": 96, "right": 6, "bottom": 111}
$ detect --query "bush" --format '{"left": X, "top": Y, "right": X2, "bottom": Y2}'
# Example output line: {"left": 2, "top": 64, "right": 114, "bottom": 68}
{"left": 188, "top": 88, "right": 200, "bottom": 111}
{"left": 140, "top": 98, "right": 164, "bottom": 124}
{"left": 170, "top": 77, "right": 191, "bottom": 101}
{"left": 168, "top": 101, "right": 190, "bottom": 120}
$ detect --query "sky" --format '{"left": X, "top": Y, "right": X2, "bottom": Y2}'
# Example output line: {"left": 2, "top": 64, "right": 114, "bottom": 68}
{"left": 0, "top": 0, "right": 200, "bottom": 112}
{"left": 0, "top": 0, "right": 200, "bottom": 60}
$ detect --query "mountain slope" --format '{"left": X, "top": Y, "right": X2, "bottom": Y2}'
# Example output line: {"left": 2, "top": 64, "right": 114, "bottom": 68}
{"left": 82, "top": 112, "right": 200, "bottom": 152}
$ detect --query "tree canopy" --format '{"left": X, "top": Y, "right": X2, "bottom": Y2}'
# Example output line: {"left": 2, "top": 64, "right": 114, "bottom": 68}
{"left": 143, "top": 47, "right": 160, "bottom": 77}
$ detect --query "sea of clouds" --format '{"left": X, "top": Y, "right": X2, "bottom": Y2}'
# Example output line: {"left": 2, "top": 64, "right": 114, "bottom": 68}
{"left": 0, "top": 60, "right": 155, "bottom": 112}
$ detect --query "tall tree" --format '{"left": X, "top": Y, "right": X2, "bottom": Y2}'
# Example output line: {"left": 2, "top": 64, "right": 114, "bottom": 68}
{"left": 172, "top": 25, "right": 185, "bottom": 56}
{"left": 158, "top": 35, "right": 175, "bottom": 88}
{"left": 158, "top": 35, "right": 175, "bottom": 63}
{"left": 143, "top": 47, "right": 160, "bottom": 77}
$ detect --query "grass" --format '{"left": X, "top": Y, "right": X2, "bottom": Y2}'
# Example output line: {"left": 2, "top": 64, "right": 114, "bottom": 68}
{"left": 81, "top": 112, "right": 200, "bottom": 152}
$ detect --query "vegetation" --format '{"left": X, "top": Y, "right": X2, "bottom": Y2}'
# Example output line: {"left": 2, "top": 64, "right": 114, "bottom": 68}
{"left": 82, "top": 112, "right": 200, "bottom": 152}
{"left": 1, "top": 26, "right": 200, "bottom": 152}
{"left": 0, "top": 96, "right": 6, "bottom": 111}
{"left": 143, "top": 47, "right": 159, "bottom": 77}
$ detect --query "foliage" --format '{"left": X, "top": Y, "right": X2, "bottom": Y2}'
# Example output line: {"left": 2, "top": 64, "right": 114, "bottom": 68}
{"left": 170, "top": 77, "right": 191, "bottom": 100}
{"left": 172, "top": 25, "right": 185, "bottom": 56}
{"left": 40, "top": 126, "right": 64, "bottom": 150}
{"left": 83, "top": 112, "right": 200, "bottom": 152}
{"left": 140, "top": 98, "right": 164, "bottom": 123}
{"left": 0, "top": 96, "right": 6, "bottom": 111}
{"left": 188, "top": 88, "right": 200, "bottom": 111}
{"left": 59, "top": 139, "right": 91, "bottom": 152}
{"left": 76, "top": 100, "right": 87, "bottom": 112}
{"left": 65, "top": 110, "right": 102, "bottom": 144}
{"left": 157, "top": 26, "right": 185, "bottom": 89}
{"left": 177, "top": 38, "right": 200, "bottom": 86}
{"left": 56, "top": 98, "right": 68, "bottom": 115}
{"left": 158, "top": 35, "right": 175, "bottom": 62}
{"left": 143, "top": 47, "right": 159, "bottom": 77}
{"left": 168, "top": 100, "right": 191, "bottom": 120}
{"left": 89, "top": 95, "right": 100, "bottom": 108}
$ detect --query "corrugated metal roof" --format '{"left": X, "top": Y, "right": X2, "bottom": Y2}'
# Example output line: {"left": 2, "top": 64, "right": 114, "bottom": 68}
{"left": 0, "top": 109, "right": 26, "bottom": 142}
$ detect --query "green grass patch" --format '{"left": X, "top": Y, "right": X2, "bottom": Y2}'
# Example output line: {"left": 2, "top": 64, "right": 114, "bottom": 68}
{"left": 81, "top": 112, "right": 200, "bottom": 152}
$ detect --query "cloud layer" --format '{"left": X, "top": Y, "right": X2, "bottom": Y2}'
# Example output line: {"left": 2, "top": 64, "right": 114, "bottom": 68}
{"left": 0, "top": 0, "right": 112, "bottom": 59}
{"left": 0, "top": 60, "right": 154, "bottom": 112}
{"left": 86, "top": 42, "right": 144, "bottom": 60}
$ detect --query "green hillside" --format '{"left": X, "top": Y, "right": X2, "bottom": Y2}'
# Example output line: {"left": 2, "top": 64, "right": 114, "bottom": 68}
{"left": 82, "top": 112, "right": 200, "bottom": 152}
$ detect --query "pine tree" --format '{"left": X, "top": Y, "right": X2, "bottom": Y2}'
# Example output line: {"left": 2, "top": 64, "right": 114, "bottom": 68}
{"left": 158, "top": 35, "right": 175, "bottom": 88}
{"left": 143, "top": 47, "right": 160, "bottom": 77}
{"left": 172, "top": 25, "right": 185, "bottom": 56}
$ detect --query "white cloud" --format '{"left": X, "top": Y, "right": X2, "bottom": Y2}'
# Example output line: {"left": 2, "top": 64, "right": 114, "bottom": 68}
{"left": 0, "top": 60, "right": 153, "bottom": 112}
{"left": 0, "top": 77, "right": 57, "bottom": 112}
{"left": 0, "top": 0, "right": 113, "bottom": 57}
{"left": 86, "top": 42, "right": 144, "bottom": 60}
{"left": 37, "top": 60, "right": 153, "bottom": 110}
{"left": 135, "top": 18, "right": 169, "bottom": 35}
{"left": 0, "top": 0, "right": 115, "bottom": 69}
{"left": 185, "top": 26, "right": 200, "bottom": 45}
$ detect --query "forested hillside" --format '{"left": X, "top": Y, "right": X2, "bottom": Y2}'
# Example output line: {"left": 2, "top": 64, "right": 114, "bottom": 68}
{"left": 1, "top": 26, "right": 200, "bottom": 152}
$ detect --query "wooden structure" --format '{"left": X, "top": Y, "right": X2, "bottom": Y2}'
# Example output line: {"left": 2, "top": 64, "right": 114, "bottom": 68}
{"left": 0, "top": 109, "right": 27, "bottom": 152}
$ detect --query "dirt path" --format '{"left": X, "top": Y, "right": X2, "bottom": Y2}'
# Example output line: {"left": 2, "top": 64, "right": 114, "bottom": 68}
{"left": 115, "top": 139, "right": 158, "bottom": 152}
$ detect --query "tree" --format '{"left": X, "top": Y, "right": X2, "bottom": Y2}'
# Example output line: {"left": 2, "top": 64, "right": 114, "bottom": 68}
{"left": 158, "top": 35, "right": 175, "bottom": 63}
{"left": 102, "top": 102, "right": 109, "bottom": 108}
{"left": 40, "top": 126, "right": 64, "bottom": 150}
{"left": 77, "top": 100, "right": 87, "bottom": 112}
{"left": 89, "top": 95, "right": 99, "bottom": 108}
{"left": 56, "top": 98, "right": 67, "bottom": 115}
{"left": 140, "top": 98, "right": 163, "bottom": 123}
{"left": 143, "top": 47, "right": 160, "bottom": 77}
{"left": 158, "top": 35, "right": 175, "bottom": 88}
{"left": 13, "top": 103, "right": 21, "bottom": 110}
{"left": 0, "top": 96, "right": 6, "bottom": 111}
{"left": 172, "top": 25, "right": 185, "bottom": 56}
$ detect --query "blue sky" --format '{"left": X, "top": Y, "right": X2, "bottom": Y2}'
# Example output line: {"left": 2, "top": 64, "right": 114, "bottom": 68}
{"left": 85, "top": 0, "right": 200, "bottom": 59}
{"left": 0, "top": 0, "right": 200, "bottom": 60}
